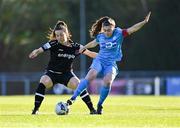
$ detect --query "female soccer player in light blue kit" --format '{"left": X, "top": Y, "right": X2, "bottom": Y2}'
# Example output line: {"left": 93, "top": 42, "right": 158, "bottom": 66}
{"left": 67, "top": 12, "right": 151, "bottom": 114}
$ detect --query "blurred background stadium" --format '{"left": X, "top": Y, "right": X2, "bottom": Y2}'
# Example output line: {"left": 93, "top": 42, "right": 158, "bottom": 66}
{"left": 0, "top": 0, "right": 180, "bottom": 96}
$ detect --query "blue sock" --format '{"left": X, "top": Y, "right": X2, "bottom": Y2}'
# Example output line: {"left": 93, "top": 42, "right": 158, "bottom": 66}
{"left": 71, "top": 79, "right": 89, "bottom": 100}
{"left": 98, "top": 85, "right": 111, "bottom": 106}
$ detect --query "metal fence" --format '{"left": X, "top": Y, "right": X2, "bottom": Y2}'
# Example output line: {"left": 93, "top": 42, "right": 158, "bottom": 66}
{"left": 1, "top": 71, "right": 180, "bottom": 96}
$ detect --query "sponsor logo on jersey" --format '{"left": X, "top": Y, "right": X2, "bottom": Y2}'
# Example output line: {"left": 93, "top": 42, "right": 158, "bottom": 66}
{"left": 58, "top": 53, "right": 75, "bottom": 59}
{"left": 101, "top": 41, "right": 117, "bottom": 49}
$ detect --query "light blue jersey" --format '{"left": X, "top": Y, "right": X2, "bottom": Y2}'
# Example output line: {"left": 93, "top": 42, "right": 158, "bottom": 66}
{"left": 96, "top": 27, "right": 124, "bottom": 65}
{"left": 90, "top": 27, "right": 124, "bottom": 76}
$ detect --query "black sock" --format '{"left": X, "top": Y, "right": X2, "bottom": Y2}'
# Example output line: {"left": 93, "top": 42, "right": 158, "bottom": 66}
{"left": 34, "top": 83, "right": 46, "bottom": 110}
{"left": 80, "top": 89, "right": 94, "bottom": 111}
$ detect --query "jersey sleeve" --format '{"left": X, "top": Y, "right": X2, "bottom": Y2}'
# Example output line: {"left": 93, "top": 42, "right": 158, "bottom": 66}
{"left": 73, "top": 42, "right": 81, "bottom": 56}
{"left": 95, "top": 34, "right": 100, "bottom": 43}
{"left": 41, "top": 40, "right": 57, "bottom": 51}
{"left": 73, "top": 43, "right": 87, "bottom": 57}
{"left": 115, "top": 27, "right": 129, "bottom": 38}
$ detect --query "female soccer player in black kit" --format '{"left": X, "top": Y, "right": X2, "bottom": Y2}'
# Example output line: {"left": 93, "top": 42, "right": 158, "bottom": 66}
{"left": 29, "top": 20, "right": 97, "bottom": 115}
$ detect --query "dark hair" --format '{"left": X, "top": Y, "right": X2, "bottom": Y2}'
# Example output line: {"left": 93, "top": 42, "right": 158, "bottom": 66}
{"left": 48, "top": 20, "right": 72, "bottom": 41}
{"left": 89, "top": 16, "right": 115, "bottom": 38}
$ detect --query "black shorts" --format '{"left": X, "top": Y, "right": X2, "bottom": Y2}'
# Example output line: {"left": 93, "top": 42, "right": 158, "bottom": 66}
{"left": 44, "top": 70, "right": 76, "bottom": 86}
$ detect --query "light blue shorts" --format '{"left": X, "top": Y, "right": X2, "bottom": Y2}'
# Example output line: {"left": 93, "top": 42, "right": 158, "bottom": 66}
{"left": 90, "top": 58, "right": 119, "bottom": 77}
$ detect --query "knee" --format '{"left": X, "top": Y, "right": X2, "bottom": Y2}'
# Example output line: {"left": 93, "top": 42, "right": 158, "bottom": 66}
{"left": 103, "top": 78, "right": 113, "bottom": 86}
{"left": 86, "top": 76, "right": 95, "bottom": 82}
{"left": 67, "top": 78, "right": 80, "bottom": 90}
{"left": 40, "top": 76, "right": 53, "bottom": 88}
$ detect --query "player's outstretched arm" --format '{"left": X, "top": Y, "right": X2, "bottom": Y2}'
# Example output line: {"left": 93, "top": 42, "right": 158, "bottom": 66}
{"left": 80, "top": 39, "right": 98, "bottom": 53}
{"left": 79, "top": 44, "right": 98, "bottom": 58}
{"left": 127, "top": 12, "right": 151, "bottom": 35}
{"left": 82, "top": 49, "right": 98, "bottom": 58}
{"left": 29, "top": 47, "right": 44, "bottom": 59}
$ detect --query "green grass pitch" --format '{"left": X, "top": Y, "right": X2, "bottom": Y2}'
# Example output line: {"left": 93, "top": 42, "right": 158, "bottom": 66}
{"left": 0, "top": 95, "right": 180, "bottom": 128}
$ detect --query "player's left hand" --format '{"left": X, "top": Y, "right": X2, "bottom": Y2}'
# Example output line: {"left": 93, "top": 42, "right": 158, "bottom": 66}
{"left": 144, "top": 11, "right": 151, "bottom": 23}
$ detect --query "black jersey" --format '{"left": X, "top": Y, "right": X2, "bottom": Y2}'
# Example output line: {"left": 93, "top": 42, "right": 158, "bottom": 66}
{"left": 41, "top": 40, "right": 80, "bottom": 72}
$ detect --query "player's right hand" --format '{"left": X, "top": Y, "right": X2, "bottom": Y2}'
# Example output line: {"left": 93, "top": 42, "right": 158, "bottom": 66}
{"left": 79, "top": 47, "right": 86, "bottom": 53}
{"left": 29, "top": 49, "right": 38, "bottom": 59}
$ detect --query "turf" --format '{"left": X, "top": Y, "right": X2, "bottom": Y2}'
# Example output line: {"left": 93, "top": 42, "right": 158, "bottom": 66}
{"left": 0, "top": 95, "right": 180, "bottom": 128}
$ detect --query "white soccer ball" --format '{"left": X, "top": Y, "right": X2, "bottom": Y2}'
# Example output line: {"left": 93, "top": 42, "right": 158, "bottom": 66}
{"left": 55, "top": 101, "right": 69, "bottom": 115}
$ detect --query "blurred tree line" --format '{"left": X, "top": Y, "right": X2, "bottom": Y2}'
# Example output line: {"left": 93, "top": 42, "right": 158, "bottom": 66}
{"left": 0, "top": 0, "right": 180, "bottom": 72}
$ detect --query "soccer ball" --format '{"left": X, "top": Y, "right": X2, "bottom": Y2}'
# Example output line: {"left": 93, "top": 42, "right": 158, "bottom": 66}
{"left": 55, "top": 101, "right": 69, "bottom": 115}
